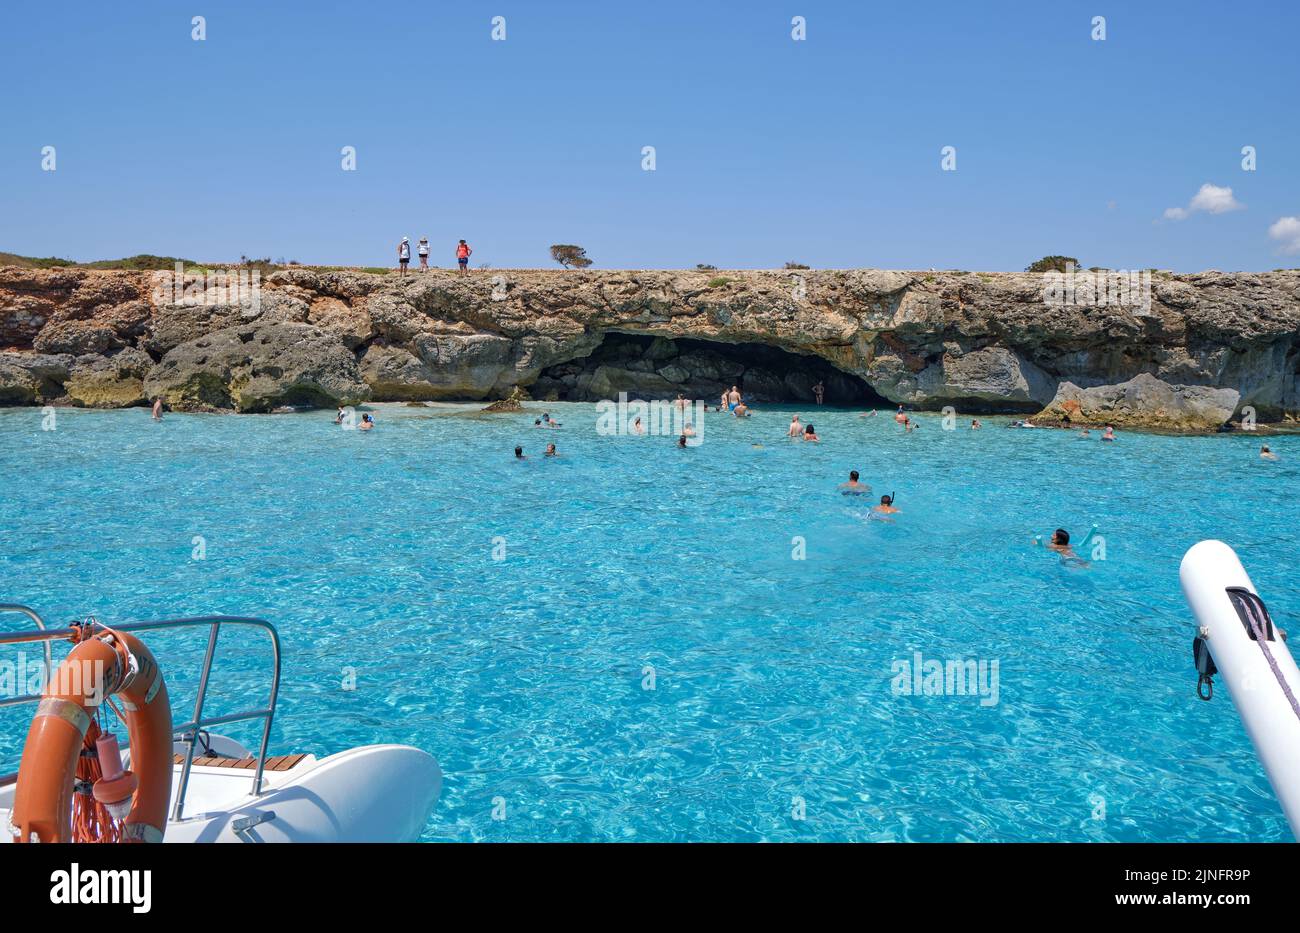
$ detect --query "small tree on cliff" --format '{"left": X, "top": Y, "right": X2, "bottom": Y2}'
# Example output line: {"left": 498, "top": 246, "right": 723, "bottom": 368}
{"left": 550, "top": 245, "right": 592, "bottom": 269}
{"left": 1026, "top": 255, "right": 1080, "bottom": 273}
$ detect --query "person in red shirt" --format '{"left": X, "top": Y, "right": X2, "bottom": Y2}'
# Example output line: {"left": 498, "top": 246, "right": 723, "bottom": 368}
{"left": 455, "top": 239, "right": 472, "bottom": 274}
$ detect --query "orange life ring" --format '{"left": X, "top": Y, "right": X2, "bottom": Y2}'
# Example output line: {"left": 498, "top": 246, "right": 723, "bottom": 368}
{"left": 10, "top": 628, "right": 172, "bottom": 843}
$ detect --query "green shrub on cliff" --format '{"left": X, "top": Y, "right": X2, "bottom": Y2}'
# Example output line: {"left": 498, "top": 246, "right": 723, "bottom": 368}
{"left": 1026, "top": 255, "right": 1080, "bottom": 273}
{"left": 706, "top": 277, "right": 733, "bottom": 288}
{"left": 81, "top": 254, "right": 199, "bottom": 271}
{"left": 550, "top": 245, "right": 592, "bottom": 269}
{"left": 0, "top": 252, "right": 77, "bottom": 268}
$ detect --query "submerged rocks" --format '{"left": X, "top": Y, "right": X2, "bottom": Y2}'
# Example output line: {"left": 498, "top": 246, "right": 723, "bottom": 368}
{"left": 481, "top": 385, "right": 530, "bottom": 412}
{"left": 1037, "top": 374, "right": 1241, "bottom": 431}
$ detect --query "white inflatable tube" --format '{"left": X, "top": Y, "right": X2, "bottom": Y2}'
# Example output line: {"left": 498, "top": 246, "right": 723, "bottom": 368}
{"left": 1181, "top": 539, "right": 1300, "bottom": 838}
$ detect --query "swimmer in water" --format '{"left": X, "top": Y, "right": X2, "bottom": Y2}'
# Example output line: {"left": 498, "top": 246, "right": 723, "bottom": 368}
{"left": 727, "top": 386, "right": 742, "bottom": 411}
{"left": 1035, "top": 528, "right": 1080, "bottom": 560}
{"left": 677, "top": 434, "right": 688, "bottom": 448}
{"left": 682, "top": 422, "right": 696, "bottom": 437}
{"left": 514, "top": 446, "right": 526, "bottom": 459}
{"left": 872, "top": 494, "right": 899, "bottom": 515}
{"left": 542, "top": 412, "right": 561, "bottom": 427}
{"left": 894, "top": 405, "right": 907, "bottom": 425}
{"left": 1101, "top": 425, "right": 1116, "bottom": 441}
{"left": 1079, "top": 428, "right": 1091, "bottom": 437}
{"left": 545, "top": 443, "right": 558, "bottom": 457}
{"left": 358, "top": 413, "right": 374, "bottom": 431}
{"left": 1261, "top": 445, "right": 1279, "bottom": 461}
{"left": 633, "top": 417, "right": 645, "bottom": 435}
{"left": 839, "top": 470, "right": 870, "bottom": 494}
{"left": 787, "top": 415, "right": 803, "bottom": 437}
{"left": 334, "top": 406, "right": 345, "bottom": 425}
{"left": 152, "top": 398, "right": 164, "bottom": 421}
{"left": 803, "top": 424, "right": 820, "bottom": 442}
{"left": 859, "top": 409, "right": 877, "bottom": 418}
{"left": 1034, "top": 530, "right": 1086, "bottom": 566}
{"left": 734, "top": 402, "right": 750, "bottom": 417}
{"left": 970, "top": 419, "right": 981, "bottom": 430}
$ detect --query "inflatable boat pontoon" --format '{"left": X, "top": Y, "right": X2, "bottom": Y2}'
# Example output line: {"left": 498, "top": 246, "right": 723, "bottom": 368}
{"left": 1182, "top": 541, "right": 1300, "bottom": 838}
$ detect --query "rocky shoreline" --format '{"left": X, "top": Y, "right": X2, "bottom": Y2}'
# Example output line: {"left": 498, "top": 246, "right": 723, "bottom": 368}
{"left": 2, "top": 265, "right": 1298, "bottom": 432}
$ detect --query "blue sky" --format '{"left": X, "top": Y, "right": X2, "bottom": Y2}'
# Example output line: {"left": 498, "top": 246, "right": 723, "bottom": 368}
{"left": 2, "top": 0, "right": 1297, "bottom": 270}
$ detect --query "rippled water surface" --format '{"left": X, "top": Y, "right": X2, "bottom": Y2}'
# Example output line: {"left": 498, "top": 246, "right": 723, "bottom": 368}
{"left": 1, "top": 403, "right": 1296, "bottom": 841}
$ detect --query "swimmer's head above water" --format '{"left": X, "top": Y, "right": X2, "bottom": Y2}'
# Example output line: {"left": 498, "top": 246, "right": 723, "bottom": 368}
{"left": 514, "top": 446, "right": 524, "bottom": 459}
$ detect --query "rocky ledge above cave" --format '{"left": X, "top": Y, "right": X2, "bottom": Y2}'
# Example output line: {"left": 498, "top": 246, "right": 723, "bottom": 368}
{"left": 2, "top": 265, "right": 1299, "bottom": 431}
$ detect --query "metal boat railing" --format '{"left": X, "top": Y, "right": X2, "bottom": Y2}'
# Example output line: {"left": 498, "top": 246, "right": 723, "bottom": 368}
{"left": 0, "top": 607, "right": 281, "bottom": 822}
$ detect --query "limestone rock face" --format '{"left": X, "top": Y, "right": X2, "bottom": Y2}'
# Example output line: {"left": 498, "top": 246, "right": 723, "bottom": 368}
{"left": 65, "top": 348, "right": 154, "bottom": 408}
{"left": 1039, "top": 374, "right": 1241, "bottom": 431}
{"left": 143, "top": 322, "right": 370, "bottom": 412}
{"left": 0, "top": 351, "right": 72, "bottom": 404}
{"left": 2, "top": 264, "right": 1299, "bottom": 430}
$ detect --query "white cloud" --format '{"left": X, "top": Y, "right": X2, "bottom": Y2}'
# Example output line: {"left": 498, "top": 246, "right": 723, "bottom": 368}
{"left": 1162, "top": 183, "right": 1244, "bottom": 221}
{"left": 1268, "top": 216, "right": 1300, "bottom": 254}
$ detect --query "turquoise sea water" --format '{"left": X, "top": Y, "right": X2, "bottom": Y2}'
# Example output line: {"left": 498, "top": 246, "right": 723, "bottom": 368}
{"left": 0, "top": 402, "right": 1296, "bottom": 842}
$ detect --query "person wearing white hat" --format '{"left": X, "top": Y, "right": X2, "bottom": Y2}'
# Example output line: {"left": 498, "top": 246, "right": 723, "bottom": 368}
{"left": 397, "top": 237, "right": 411, "bottom": 276}
{"left": 417, "top": 236, "right": 430, "bottom": 272}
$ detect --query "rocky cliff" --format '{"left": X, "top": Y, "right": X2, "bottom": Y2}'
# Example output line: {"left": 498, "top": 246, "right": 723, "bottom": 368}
{"left": 3, "top": 265, "right": 1298, "bottom": 431}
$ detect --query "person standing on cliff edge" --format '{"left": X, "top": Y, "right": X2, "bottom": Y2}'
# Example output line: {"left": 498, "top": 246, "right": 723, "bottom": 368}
{"left": 417, "top": 237, "right": 430, "bottom": 272}
{"left": 456, "top": 239, "right": 472, "bottom": 274}
{"left": 398, "top": 237, "right": 411, "bottom": 276}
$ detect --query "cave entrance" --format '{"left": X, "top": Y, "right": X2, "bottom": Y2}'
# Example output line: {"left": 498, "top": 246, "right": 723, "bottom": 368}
{"left": 533, "top": 333, "right": 890, "bottom": 406}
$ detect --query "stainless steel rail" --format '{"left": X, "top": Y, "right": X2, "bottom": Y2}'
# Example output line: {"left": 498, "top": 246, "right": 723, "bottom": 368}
{"left": 0, "top": 609, "right": 281, "bottom": 822}
{"left": 0, "top": 604, "right": 52, "bottom": 699}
